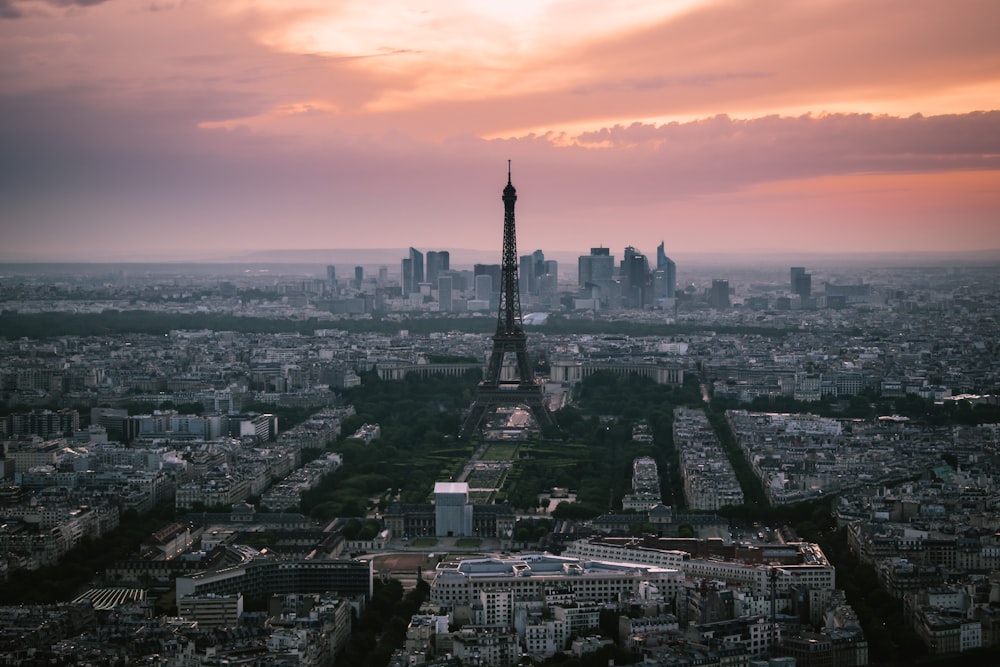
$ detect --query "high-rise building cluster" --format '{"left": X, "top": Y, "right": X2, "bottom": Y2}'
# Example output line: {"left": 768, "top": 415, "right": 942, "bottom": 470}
{"left": 384, "top": 246, "right": 560, "bottom": 313}
{"left": 576, "top": 241, "right": 678, "bottom": 310}
{"left": 317, "top": 247, "right": 937, "bottom": 318}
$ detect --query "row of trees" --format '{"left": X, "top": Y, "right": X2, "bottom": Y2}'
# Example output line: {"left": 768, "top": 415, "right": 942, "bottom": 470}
{"left": 0, "top": 504, "right": 177, "bottom": 605}
{"left": 337, "top": 578, "right": 430, "bottom": 667}
{"left": 0, "top": 310, "right": 326, "bottom": 339}
{"left": 0, "top": 309, "right": 795, "bottom": 342}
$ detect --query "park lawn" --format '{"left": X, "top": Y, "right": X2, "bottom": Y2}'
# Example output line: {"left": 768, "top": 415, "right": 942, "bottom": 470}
{"left": 411, "top": 537, "right": 439, "bottom": 547}
{"left": 482, "top": 443, "right": 519, "bottom": 460}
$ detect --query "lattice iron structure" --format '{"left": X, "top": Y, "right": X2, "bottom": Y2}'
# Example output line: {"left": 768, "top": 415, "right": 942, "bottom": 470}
{"left": 460, "top": 164, "right": 557, "bottom": 438}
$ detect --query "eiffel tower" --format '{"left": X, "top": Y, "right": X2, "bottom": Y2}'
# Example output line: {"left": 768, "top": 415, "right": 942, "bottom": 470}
{"left": 460, "top": 163, "right": 557, "bottom": 438}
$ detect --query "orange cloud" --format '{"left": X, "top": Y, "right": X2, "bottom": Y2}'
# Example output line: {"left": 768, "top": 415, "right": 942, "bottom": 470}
{"left": 2, "top": 0, "right": 999, "bottom": 260}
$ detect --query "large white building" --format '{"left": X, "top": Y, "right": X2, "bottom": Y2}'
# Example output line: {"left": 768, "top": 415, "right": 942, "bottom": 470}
{"left": 434, "top": 482, "right": 473, "bottom": 537}
{"left": 563, "top": 536, "right": 836, "bottom": 596}
{"left": 430, "top": 553, "right": 682, "bottom": 608}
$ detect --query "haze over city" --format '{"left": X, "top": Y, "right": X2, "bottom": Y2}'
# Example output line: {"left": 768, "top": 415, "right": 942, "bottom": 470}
{"left": 2, "top": 0, "right": 999, "bottom": 262}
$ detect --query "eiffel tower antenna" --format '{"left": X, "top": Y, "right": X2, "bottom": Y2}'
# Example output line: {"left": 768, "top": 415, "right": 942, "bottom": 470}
{"left": 460, "top": 163, "right": 557, "bottom": 438}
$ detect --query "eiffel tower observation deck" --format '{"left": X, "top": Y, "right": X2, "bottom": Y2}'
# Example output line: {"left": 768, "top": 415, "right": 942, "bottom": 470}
{"left": 460, "top": 163, "right": 557, "bottom": 438}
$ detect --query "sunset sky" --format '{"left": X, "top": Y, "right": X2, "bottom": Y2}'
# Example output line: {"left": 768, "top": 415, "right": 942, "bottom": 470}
{"left": 1, "top": 0, "right": 999, "bottom": 262}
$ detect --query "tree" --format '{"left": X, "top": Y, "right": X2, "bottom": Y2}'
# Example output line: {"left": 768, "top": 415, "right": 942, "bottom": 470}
{"left": 676, "top": 523, "right": 695, "bottom": 538}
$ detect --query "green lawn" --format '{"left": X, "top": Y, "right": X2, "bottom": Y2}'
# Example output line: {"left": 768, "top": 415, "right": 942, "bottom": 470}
{"left": 411, "top": 537, "right": 439, "bottom": 547}
{"left": 482, "top": 443, "right": 519, "bottom": 460}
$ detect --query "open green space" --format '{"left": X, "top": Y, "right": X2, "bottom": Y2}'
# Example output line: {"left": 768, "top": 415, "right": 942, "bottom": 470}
{"left": 299, "top": 372, "right": 480, "bottom": 517}
{"left": 497, "top": 371, "right": 704, "bottom": 514}
{"left": 298, "top": 369, "right": 703, "bottom": 520}
{"left": 481, "top": 443, "right": 519, "bottom": 460}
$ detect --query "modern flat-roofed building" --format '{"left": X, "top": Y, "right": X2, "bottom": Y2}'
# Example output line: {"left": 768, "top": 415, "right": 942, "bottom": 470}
{"left": 176, "top": 557, "right": 372, "bottom": 601}
{"left": 177, "top": 593, "right": 244, "bottom": 629}
{"left": 430, "top": 553, "right": 682, "bottom": 609}
{"left": 563, "top": 536, "right": 835, "bottom": 596}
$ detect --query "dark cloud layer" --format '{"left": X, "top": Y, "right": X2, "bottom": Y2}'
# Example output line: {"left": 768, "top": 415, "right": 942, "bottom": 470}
{"left": 1, "top": 0, "right": 111, "bottom": 19}
{"left": 1, "top": 0, "right": 997, "bottom": 259}
{"left": 3, "top": 79, "right": 997, "bottom": 204}
{"left": 2, "top": 84, "right": 997, "bottom": 258}
{"left": 0, "top": 0, "right": 22, "bottom": 18}
{"left": 567, "top": 112, "right": 1000, "bottom": 200}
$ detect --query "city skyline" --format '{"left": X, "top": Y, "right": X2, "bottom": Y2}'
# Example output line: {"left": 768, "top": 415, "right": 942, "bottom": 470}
{"left": 2, "top": 0, "right": 999, "bottom": 262}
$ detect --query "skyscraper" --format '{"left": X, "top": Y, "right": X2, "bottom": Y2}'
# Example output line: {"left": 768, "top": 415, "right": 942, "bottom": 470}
{"left": 411, "top": 247, "right": 424, "bottom": 288}
{"left": 532, "top": 250, "right": 545, "bottom": 296}
{"left": 438, "top": 275, "right": 453, "bottom": 312}
{"left": 578, "top": 255, "right": 593, "bottom": 287}
{"left": 426, "top": 250, "right": 450, "bottom": 285}
{"left": 655, "top": 241, "right": 669, "bottom": 269}
{"left": 621, "top": 246, "right": 651, "bottom": 308}
{"left": 402, "top": 247, "right": 424, "bottom": 294}
{"left": 578, "top": 247, "right": 615, "bottom": 304}
{"left": 710, "top": 279, "right": 731, "bottom": 309}
{"left": 441, "top": 269, "right": 467, "bottom": 293}
{"left": 590, "top": 248, "right": 614, "bottom": 285}
{"left": 519, "top": 254, "right": 535, "bottom": 299}
{"left": 652, "top": 269, "right": 670, "bottom": 300}
{"left": 790, "top": 267, "right": 805, "bottom": 290}
{"left": 354, "top": 266, "right": 363, "bottom": 289}
{"left": 401, "top": 258, "right": 412, "bottom": 293}
{"left": 475, "top": 274, "right": 493, "bottom": 302}
{"left": 656, "top": 241, "right": 677, "bottom": 299}
{"left": 796, "top": 273, "right": 812, "bottom": 300}
{"left": 791, "top": 266, "right": 812, "bottom": 300}
{"left": 539, "top": 260, "right": 558, "bottom": 302}
{"left": 474, "top": 263, "right": 502, "bottom": 298}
